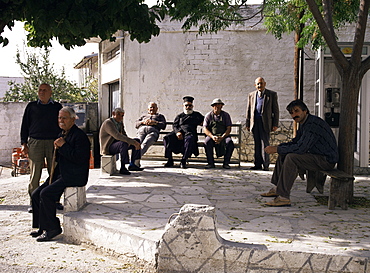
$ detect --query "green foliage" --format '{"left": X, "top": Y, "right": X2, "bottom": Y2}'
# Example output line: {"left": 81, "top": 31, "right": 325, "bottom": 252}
{"left": 3, "top": 48, "right": 96, "bottom": 102}
{"left": 161, "top": 0, "right": 250, "bottom": 33}
{"left": 0, "top": 0, "right": 164, "bottom": 49}
{"left": 263, "top": 0, "right": 360, "bottom": 49}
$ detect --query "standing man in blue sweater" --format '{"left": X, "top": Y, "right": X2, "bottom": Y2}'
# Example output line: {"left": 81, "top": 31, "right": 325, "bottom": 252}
{"left": 21, "top": 83, "right": 62, "bottom": 212}
{"left": 262, "top": 100, "right": 339, "bottom": 207}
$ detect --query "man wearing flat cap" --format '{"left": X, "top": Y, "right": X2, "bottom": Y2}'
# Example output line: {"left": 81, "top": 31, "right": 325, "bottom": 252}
{"left": 163, "top": 96, "right": 204, "bottom": 168}
{"left": 203, "top": 98, "right": 234, "bottom": 169}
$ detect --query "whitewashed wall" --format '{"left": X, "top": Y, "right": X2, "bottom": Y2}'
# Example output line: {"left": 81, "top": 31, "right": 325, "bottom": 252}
{"left": 120, "top": 22, "right": 316, "bottom": 137}
{"left": 0, "top": 102, "right": 27, "bottom": 165}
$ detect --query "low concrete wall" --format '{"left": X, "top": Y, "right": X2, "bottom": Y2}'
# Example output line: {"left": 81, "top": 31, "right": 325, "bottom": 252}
{"left": 156, "top": 204, "right": 369, "bottom": 273}
{"left": 0, "top": 102, "right": 27, "bottom": 166}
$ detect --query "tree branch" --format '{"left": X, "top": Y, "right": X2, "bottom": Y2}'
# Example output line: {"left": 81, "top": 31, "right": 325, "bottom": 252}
{"left": 305, "top": 0, "right": 348, "bottom": 68}
{"left": 353, "top": 0, "right": 370, "bottom": 66}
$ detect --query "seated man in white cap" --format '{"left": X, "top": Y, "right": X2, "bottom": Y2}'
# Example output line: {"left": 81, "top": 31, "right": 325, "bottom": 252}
{"left": 203, "top": 98, "right": 234, "bottom": 169}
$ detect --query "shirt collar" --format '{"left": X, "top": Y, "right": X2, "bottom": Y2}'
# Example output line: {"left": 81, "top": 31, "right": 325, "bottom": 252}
{"left": 37, "top": 99, "right": 54, "bottom": 105}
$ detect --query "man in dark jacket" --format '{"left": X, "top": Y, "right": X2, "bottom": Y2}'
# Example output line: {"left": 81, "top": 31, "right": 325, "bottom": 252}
{"left": 261, "top": 100, "right": 339, "bottom": 207}
{"left": 163, "top": 96, "right": 204, "bottom": 169}
{"left": 30, "top": 107, "right": 90, "bottom": 241}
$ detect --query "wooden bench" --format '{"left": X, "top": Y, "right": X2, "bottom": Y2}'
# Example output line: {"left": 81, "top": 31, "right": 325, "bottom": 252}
{"left": 306, "top": 169, "right": 354, "bottom": 210}
{"left": 145, "top": 122, "right": 242, "bottom": 166}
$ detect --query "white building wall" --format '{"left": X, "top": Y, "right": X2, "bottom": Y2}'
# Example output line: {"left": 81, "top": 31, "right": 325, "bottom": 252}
{"left": 0, "top": 76, "right": 24, "bottom": 100}
{"left": 0, "top": 102, "right": 27, "bottom": 165}
{"left": 120, "top": 26, "right": 315, "bottom": 137}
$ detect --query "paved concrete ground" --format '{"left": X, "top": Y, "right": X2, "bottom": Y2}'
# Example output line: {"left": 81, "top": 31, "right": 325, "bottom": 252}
{"left": 2, "top": 160, "right": 370, "bottom": 272}
{"left": 67, "top": 161, "right": 370, "bottom": 261}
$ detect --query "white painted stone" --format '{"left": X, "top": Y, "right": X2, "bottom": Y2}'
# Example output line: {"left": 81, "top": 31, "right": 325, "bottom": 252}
{"left": 100, "top": 155, "right": 116, "bottom": 175}
{"left": 64, "top": 186, "right": 86, "bottom": 212}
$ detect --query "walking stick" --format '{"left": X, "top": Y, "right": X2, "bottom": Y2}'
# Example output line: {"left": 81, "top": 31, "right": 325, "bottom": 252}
{"left": 48, "top": 146, "right": 58, "bottom": 185}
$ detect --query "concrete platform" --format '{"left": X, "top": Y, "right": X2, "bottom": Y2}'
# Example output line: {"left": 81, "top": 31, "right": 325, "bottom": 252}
{"left": 63, "top": 160, "right": 370, "bottom": 272}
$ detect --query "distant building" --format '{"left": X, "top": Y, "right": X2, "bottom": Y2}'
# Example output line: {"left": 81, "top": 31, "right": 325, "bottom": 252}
{"left": 74, "top": 53, "right": 98, "bottom": 88}
{"left": 0, "top": 76, "right": 24, "bottom": 100}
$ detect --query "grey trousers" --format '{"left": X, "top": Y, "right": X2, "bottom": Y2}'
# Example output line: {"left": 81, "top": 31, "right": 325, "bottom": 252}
{"left": 28, "top": 138, "right": 54, "bottom": 198}
{"left": 137, "top": 127, "right": 159, "bottom": 156}
{"left": 271, "top": 153, "right": 335, "bottom": 198}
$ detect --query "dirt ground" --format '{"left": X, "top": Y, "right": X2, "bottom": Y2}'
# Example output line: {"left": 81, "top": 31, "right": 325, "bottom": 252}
{"left": 0, "top": 166, "right": 156, "bottom": 273}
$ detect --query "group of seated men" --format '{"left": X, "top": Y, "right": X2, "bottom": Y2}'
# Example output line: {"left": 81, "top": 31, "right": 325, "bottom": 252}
{"left": 99, "top": 96, "right": 235, "bottom": 174}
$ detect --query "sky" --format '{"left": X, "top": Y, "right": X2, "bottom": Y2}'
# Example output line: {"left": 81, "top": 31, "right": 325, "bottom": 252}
{"left": 0, "top": 22, "right": 98, "bottom": 82}
{"left": 0, "top": 0, "right": 262, "bottom": 82}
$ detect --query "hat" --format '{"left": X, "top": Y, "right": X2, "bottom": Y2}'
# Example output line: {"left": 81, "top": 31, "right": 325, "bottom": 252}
{"left": 211, "top": 98, "right": 224, "bottom": 106}
{"left": 183, "top": 96, "right": 194, "bottom": 103}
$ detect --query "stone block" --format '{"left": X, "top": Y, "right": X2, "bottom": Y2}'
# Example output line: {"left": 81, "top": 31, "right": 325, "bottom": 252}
{"left": 64, "top": 186, "right": 86, "bottom": 212}
{"left": 101, "top": 155, "right": 116, "bottom": 175}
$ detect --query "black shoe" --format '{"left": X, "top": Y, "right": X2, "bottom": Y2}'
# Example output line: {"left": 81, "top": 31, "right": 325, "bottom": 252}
{"left": 179, "top": 160, "right": 187, "bottom": 169}
{"left": 128, "top": 165, "right": 144, "bottom": 171}
{"left": 36, "top": 228, "right": 62, "bottom": 242}
{"left": 223, "top": 164, "right": 231, "bottom": 169}
{"left": 205, "top": 164, "right": 215, "bottom": 169}
{"left": 30, "top": 229, "right": 43, "bottom": 237}
{"left": 250, "top": 166, "right": 262, "bottom": 170}
{"left": 27, "top": 206, "right": 33, "bottom": 213}
{"left": 119, "top": 168, "right": 131, "bottom": 175}
{"left": 263, "top": 167, "right": 269, "bottom": 171}
{"left": 56, "top": 202, "right": 64, "bottom": 210}
{"left": 164, "top": 160, "right": 174, "bottom": 167}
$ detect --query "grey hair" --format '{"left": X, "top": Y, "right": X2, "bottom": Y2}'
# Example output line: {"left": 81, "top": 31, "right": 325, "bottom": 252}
{"left": 113, "top": 107, "right": 125, "bottom": 113}
{"left": 60, "top": 106, "right": 77, "bottom": 118}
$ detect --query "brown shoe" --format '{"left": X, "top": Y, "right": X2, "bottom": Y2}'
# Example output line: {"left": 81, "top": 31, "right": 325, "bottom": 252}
{"left": 260, "top": 187, "right": 278, "bottom": 197}
{"left": 265, "top": 196, "right": 291, "bottom": 207}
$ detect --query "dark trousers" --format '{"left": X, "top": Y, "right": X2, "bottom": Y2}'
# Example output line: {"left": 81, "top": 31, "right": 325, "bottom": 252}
{"left": 204, "top": 136, "right": 234, "bottom": 165}
{"left": 271, "top": 153, "right": 335, "bottom": 198}
{"left": 164, "top": 134, "right": 196, "bottom": 162}
{"left": 32, "top": 178, "right": 65, "bottom": 231}
{"left": 252, "top": 116, "right": 270, "bottom": 169}
{"left": 109, "top": 139, "right": 141, "bottom": 168}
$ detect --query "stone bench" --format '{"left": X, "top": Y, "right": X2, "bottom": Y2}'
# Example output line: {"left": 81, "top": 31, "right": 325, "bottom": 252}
{"left": 63, "top": 186, "right": 86, "bottom": 212}
{"left": 100, "top": 154, "right": 117, "bottom": 175}
{"left": 306, "top": 169, "right": 354, "bottom": 210}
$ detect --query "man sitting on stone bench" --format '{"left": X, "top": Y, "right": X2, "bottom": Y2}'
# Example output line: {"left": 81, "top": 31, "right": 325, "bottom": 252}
{"left": 99, "top": 107, "right": 142, "bottom": 175}
{"left": 30, "top": 107, "right": 90, "bottom": 241}
{"left": 261, "top": 99, "right": 339, "bottom": 207}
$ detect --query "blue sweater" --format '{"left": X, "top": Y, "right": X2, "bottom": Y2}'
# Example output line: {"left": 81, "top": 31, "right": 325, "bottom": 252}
{"left": 277, "top": 114, "right": 339, "bottom": 164}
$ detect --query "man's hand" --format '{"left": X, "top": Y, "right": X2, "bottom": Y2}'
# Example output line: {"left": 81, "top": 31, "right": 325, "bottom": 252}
{"left": 21, "top": 144, "right": 29, "bottom": 157}
{"left": 133, "top": 141, "right": 141, "bottom": 150}
{"left": 176, "top": 132, "right": 183, "bottom": 140}
{"left": 54, "top": 137, "right": 66, "bottom": 148}
{"left": 265, "top": 146, "right": 278, "bottom": 154}
{"left": 212, "top": 135, "right": 223, "bottom": 144}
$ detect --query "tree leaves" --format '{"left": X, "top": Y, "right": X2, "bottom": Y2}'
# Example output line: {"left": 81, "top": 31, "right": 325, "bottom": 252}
{"left": 0, "top": 0, "right": 161, "bottom": 49}
{"left": 3, "top": 48, "right": 97, "bottom": 103}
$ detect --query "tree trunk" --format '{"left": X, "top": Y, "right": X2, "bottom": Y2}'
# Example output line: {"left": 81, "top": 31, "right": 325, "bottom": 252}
{"left": 337, "top": 66, "right": 362, "bottom": 176}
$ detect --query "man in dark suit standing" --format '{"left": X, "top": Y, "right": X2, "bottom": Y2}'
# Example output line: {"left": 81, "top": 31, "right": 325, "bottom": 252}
{"left": 30, "top": 107, "right": 90, "bottom": 242}
{"left": 246, "top": 77, "right": 279, "bottom": 171}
